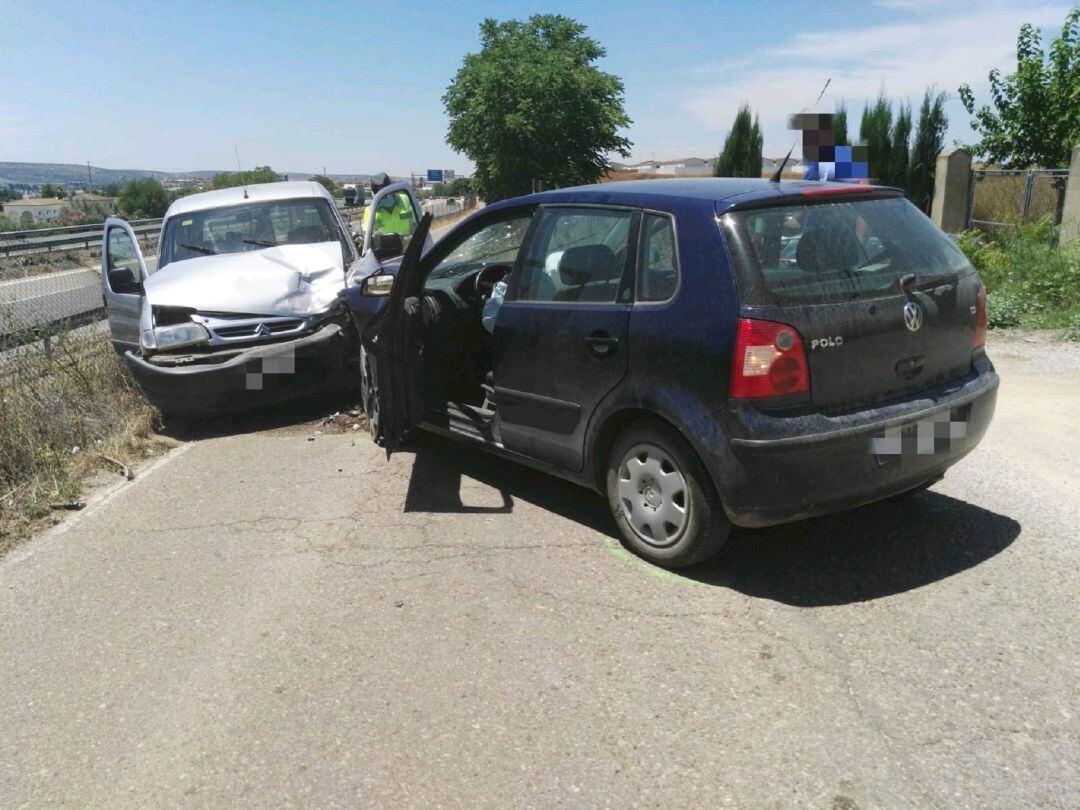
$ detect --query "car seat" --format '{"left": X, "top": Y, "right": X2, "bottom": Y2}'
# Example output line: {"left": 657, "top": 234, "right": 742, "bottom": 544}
{"left": 288, "top": 224, "right": 330, "bottom": 244}
{"left": 555, "top": 244, "right": 621, "bottom": 302}
{"left": 795, "top": 226, "right": 863, "bottom": 273}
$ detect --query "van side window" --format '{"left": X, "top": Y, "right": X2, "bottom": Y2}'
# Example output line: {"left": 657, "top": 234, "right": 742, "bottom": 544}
{"left": 638, "top": 213, "right": 678, "bottom": 302}
{"left": 516, "top": 207, "right": 633, "bottom": 304}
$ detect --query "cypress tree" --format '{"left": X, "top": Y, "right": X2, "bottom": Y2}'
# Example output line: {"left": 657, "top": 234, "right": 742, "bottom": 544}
{"left": 715, "top": 104, "right": 763, "bottom": 178}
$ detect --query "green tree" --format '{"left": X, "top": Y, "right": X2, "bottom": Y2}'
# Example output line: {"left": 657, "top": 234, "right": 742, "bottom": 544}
{"left": 834, "top": 103, "right": 849, "bottom": 147}
{"left": 714, "top": 104, "right": 764, "bottom": 177}
{"left": 959, "top": 8, "right": 1080, "bottom": 167}
{"left": 445, "top": 176, "right": 473, "bottom": 196}
{"left": 101, "top": 183, "right": 122, "bottom": 197}
{"left": 859, "top": 93, "right": 894, "bottom": 184}
{"left": 309, "top": 174, "right": 339, "bottom": 197}
{"left": 168, "top": 185, "right": 206, "bottom": 204}
{"left": 888, "top": 102, "right": 913, "bottom": 189}
{"left": 909, "top": 90, "right": 949, "bottom": 213}
{"left": 443, "top": 14, "right": 631, "bottom": 201}
{"left": 0, "top": 187, "right": 22, "bottom": 203}
{"left": 211, "top": 166, "right": 282, "bottom": 190}
{"left": 39, "top": 183, "right": 65, "bottom": 198}
{"left": 117, "top": 178, "right": 169, "bottom": 218}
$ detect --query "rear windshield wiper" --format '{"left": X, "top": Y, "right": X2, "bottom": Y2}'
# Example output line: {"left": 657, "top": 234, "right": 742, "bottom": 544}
{"left": 243, "top": 239, "right": 279, "bottom": 247}
{"left": 897, "top": 272, "right": 958, "bottom": 292}
{"left": 180, "top": 243, "right": 216, "bottom": 256}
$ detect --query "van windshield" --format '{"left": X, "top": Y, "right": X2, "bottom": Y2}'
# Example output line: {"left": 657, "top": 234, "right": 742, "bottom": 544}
{"left": 722, "top": 196, "right": 974, "bottom": 305}
{"left": 159, "top": 197, "right": 351, "bottom": 270}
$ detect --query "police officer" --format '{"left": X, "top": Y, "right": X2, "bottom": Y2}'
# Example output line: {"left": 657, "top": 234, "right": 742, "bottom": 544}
{"left": 364, "top": 172, "right": 416, "bottom": 238}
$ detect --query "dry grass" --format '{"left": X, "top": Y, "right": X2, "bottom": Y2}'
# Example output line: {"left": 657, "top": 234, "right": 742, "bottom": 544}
{"left": 0, "top": 328, "right": 161, "bottom": 552}
{"left": 970, "top": 173, "right": 1068, "bottom": 229}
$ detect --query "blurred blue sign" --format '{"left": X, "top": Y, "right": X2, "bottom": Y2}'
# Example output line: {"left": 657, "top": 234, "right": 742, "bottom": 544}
{"left": 426, "top": 169, "right": 444, "bottom": 182}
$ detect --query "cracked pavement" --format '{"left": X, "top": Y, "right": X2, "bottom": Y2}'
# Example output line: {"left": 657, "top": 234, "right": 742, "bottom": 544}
{"left": 2, "top": 334, "right": 1079, "bottom": 808}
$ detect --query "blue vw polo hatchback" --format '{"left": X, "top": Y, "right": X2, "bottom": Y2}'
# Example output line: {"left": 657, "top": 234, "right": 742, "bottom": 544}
{"left": 346, "top": 179, "right": 998, "bottom": 568}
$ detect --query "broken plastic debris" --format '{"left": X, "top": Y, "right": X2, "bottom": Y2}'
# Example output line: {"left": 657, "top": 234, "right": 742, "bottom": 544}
{"left": 51, "top": 501, "right": 86, "bottom": 511}
{"left": 98, "top": 454, "right": 135, "bottom": 480}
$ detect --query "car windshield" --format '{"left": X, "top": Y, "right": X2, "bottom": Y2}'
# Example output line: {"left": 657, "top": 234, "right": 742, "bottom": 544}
{"left": 159, "top": 197, "right": 352, "bottom": 270}
{"left": 427, "top": 217, "right": 533, "bottom": 280}
{"left": 722, "top": 196, "right": 974, "bottom": 305}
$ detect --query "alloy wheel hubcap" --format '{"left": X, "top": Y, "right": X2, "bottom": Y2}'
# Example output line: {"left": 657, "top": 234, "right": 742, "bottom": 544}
{"left": 617, "top": 443, "right": 689, "bottom": 548}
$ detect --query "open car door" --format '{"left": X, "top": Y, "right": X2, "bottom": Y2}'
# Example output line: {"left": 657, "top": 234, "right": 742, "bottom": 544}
{"left": 361, "top": 182, "right": 432, "bottom": 257}
{"left": 369, "top": 212, "right": 433, "bottom": 453}
{"left": 101, "top": 217, "right": 151, "bottom": 351}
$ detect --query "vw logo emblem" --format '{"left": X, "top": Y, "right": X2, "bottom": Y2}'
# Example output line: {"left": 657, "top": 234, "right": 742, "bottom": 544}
{"left": 255, "top": 323, "right": 271, "bottom": 338}
{"left": 903, "top": 301, "right": 923, "bottom": 332}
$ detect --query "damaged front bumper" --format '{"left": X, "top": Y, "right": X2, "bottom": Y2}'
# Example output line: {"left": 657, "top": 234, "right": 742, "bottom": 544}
{"left": 124, "top": 322, "right": 353, "bottom": 417}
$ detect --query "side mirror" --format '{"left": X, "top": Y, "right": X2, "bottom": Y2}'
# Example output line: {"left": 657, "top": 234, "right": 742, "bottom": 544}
{"left": 361, "top": 273, "right": 395, "bottom": 297}
{"left": 108, "top": 267, "right": 142, "bottom": 294}
{"left": 372, "top": 232, "right": 404, "bottom": 261}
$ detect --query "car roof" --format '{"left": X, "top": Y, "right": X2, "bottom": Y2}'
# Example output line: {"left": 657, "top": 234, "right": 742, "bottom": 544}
{"left": 485, "top": 178, "right": 896, "bottom": 214}
{"left": 164, "top": 180, "right": 333, "bottom": 219}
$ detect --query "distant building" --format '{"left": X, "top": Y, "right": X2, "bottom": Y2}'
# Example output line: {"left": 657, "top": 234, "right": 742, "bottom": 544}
{"left": 1, "top": 197, "right": 71, "bottom": 226}
{"left": 615, "top": 157, "right": 716, "bottom": 177}
{"left": 72, "top": 193, "right": 118, "bottom": 217}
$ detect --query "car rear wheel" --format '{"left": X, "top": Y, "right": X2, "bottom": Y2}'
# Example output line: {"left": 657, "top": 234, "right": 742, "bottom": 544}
{"left": 605, "top": 419, "right": 730, "bottom": 568}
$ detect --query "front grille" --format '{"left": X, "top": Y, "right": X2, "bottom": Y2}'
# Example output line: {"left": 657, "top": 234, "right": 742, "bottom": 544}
{"left": 213, "top": 318, "right": 305, "bottom": 338}
{"left": 198, "top": 315, "right": 309, "bottom": 345}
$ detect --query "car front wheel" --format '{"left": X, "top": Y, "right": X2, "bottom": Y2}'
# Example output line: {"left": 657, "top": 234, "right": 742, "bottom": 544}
{"left": 605, "top": 419, "right": 730, "bottom": 568}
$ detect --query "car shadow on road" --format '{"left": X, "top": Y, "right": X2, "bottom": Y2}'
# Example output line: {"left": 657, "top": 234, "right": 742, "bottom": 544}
{"left": 401, "top": 432, "right": 1022, "bottom": 607}
{"left": 686, "top": 494, "right": 1021, "bottom": 606}
{"left": 158, "top": 390, "right": 361, "bottom": 442}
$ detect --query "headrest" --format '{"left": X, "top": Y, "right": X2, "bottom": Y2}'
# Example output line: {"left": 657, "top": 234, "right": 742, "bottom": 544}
{"left": 558, "top": 244, "right": 618, "bottom": 286}
{"left": 796, "top": 226, "right": 862, "bottom": 273}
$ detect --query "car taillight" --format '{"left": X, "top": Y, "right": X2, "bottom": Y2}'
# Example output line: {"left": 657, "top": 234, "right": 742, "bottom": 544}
{"left": 974, "top": 283, "right": 987, "bottom": 349}
{"left": 730, "top": 318, "right": 810, "bottom": 399}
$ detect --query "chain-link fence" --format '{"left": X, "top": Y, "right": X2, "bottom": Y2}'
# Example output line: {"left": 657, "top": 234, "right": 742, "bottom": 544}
{"left": 0, "top": 231, "right": 159, "bottom": 545}
{"left": 968, "top": 168, "right": 1070, "bottom": 231}
{"left": 0, "top": 230, "right": 157, "bottom": 340}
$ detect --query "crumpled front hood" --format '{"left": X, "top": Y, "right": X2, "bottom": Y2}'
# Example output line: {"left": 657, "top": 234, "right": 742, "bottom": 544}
{"left": 144, "top": 242, "right": 345, "bottom": 316}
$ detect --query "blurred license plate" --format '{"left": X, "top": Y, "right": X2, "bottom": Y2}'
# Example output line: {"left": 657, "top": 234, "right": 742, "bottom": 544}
{"left": 871, "top": 405, "right": 971, "bottom": 465}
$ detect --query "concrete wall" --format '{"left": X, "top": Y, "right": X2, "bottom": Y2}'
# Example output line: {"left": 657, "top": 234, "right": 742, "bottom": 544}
{"left": 1061, "top": 145, "right": 1080, "bottom": 243}
{"left": 930, "top": 148, "right": 971, "bottom": 233}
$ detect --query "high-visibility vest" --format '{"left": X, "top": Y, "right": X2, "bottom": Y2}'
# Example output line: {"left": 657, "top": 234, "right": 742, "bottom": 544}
{"left": 366, "top": 195, "right": 416, "bottom": 237}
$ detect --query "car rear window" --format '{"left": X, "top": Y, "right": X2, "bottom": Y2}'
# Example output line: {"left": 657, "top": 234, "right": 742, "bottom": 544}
{"left": 721, "top": 196, "right": 974, "bottom": 305}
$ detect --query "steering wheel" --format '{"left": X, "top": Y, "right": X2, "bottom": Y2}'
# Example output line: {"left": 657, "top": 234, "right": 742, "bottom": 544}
{"left": 474, "top": 264, "right": 512, "bottom": 298}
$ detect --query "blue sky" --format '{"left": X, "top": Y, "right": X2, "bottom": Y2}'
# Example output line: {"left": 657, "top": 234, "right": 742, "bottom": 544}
{"left": 0, "top": 0, "right": 1071, "bottom": 175}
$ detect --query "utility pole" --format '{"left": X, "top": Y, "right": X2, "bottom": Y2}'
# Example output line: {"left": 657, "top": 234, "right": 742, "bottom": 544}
{"left": 87, "top": 161, "right": 92, "bottom": 193}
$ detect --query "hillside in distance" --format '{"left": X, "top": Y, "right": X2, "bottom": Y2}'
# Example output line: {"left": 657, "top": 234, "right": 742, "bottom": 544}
{"left": 0, "top": 162, "right": 224, "bottom": 186}
{"left": 0, "top": 162, "right": 382, "bottom": 187}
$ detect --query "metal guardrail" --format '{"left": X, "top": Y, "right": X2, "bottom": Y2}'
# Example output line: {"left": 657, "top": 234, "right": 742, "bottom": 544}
{"left": 0, "top": 218, "right": 162, "bottom": 256}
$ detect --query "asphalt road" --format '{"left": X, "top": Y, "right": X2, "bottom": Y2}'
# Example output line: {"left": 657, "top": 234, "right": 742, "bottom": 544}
{"left": 2, "top": 334, "right": 1078, "bottom": 808}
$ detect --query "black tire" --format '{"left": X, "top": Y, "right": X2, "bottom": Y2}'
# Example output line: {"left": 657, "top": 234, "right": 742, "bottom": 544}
{"left": 605, "top": 418, "right": 730, "bottom": 568}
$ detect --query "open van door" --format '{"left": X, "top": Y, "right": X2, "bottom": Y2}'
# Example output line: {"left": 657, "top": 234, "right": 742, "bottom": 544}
{"left": 367, "top": 212, "right": 433, "bottom": 453}
{"left": 101, "top": 217, "right": 150, "bottom": 351}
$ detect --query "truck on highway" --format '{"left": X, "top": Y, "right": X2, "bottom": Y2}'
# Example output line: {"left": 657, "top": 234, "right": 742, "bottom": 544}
{"left": 343, "top": 184, "right": 365, "bottom": 208}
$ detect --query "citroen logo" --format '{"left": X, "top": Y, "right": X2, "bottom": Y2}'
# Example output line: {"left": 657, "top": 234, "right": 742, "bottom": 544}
{"left": 903, "top": 301, "right": 923, "bottom": 332}
{"left": 255, "top": 323, "right": 271, "bottom": 338}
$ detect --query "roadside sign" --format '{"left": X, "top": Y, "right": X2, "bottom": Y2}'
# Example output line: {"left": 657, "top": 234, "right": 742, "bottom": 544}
{"left": 426, "top": 170, "right": 444, "bottom": 182}
{"left": 443, "top": 169, "right": 455, "bottom": 181}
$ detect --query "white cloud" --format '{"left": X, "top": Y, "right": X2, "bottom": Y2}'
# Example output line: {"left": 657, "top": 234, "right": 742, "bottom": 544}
{"left": 684, "top": 2, "right": 1069, "bottom": 157}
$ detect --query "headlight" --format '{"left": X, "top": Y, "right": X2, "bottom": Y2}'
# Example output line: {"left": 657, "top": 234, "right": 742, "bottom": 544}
{"left": 151, "top": 322, "right": 210, "bottom": 350}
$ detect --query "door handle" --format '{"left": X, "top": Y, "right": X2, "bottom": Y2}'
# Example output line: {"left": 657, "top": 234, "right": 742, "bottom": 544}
{"left": 586, "top": 331, "right": 620, "bottom": 357}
